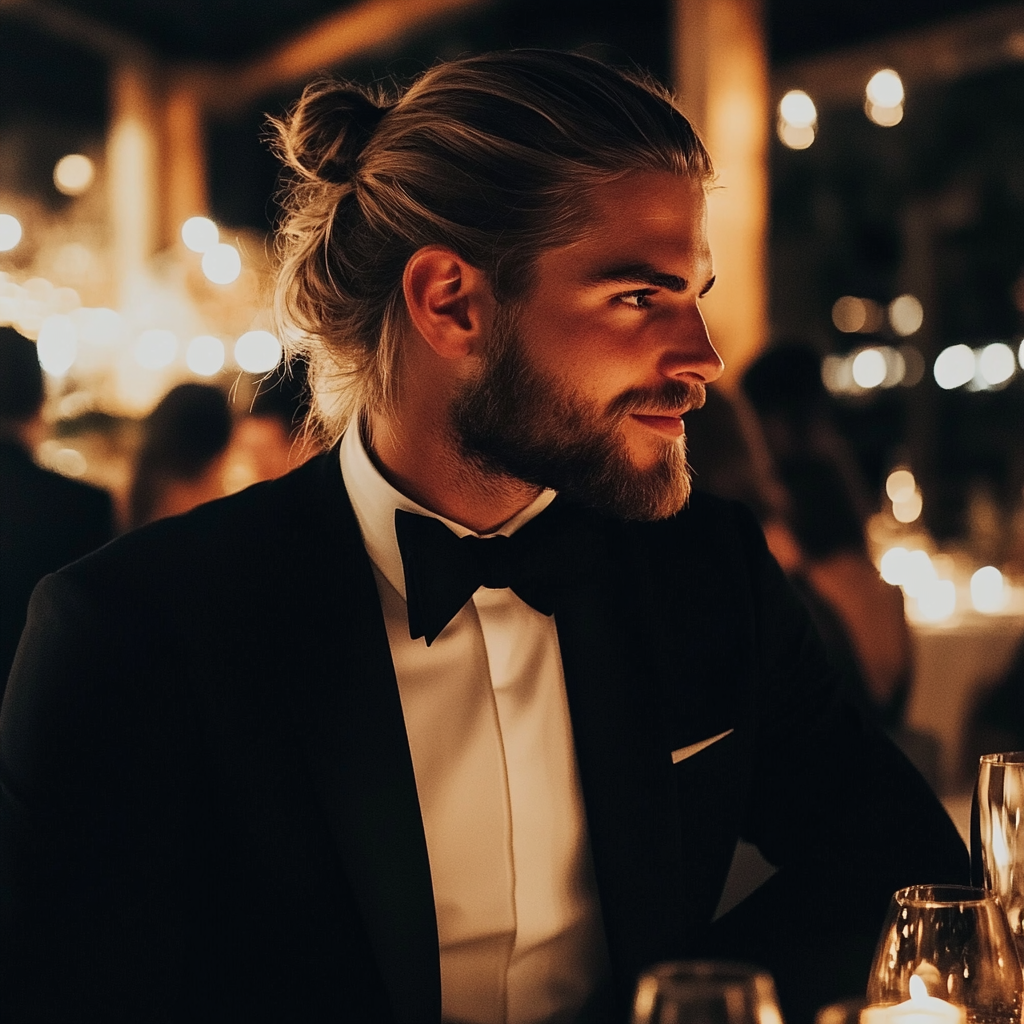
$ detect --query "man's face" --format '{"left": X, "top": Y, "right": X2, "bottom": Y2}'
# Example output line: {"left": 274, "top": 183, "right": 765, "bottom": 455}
{"left": 451, "top": 171, "right": 724, "bottom": 520}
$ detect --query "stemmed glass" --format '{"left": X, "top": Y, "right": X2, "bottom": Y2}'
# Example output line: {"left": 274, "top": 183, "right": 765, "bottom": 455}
{"left": 976, "top": 752, "right": 1024, "bottom": 964}
{"left": 631, "top": 961, "right": 785, "bottom": 1024}
{"left": 866, "top": 884, "right": 1023, "bottom": 1024}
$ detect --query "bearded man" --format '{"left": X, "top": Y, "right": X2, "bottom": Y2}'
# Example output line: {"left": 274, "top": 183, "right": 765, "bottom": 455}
{"left": 0, "top": 51, "right": 966, "bottom": 1024}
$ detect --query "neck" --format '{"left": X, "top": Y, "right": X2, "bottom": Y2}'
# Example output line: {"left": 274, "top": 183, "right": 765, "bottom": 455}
{"left": 364, "top": 407, "right": 542, "bottom": 534}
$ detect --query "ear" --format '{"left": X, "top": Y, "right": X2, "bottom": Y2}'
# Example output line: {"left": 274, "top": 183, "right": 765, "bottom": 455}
{"left": 402, "top": 246, "right": 495, "bottom": 360}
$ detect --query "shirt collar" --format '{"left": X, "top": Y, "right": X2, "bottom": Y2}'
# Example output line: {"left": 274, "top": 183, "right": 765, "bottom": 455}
{"left": 339, "top": 416, "right": 556, "bottom": 600}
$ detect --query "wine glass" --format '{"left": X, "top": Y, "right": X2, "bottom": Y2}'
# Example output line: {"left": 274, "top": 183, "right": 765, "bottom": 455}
{"left": 976, "top": 752, "right": 1024, "bottom": 963}
{"left": 631, "top": 961, "right": 785, "bottom": 1024}
{"left": 866, "top": 884, "right": 1023, "bottom": 1024}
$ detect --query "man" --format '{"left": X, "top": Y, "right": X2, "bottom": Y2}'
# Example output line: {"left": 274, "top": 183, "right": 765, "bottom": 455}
{"left": 0, "top": 51, "right": 966, "bottom": 1024}
{"left": 0, "top": 325, "right": 114, "bottom": 692}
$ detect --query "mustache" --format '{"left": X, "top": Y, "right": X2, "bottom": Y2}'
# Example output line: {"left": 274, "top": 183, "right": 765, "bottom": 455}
{"left": 607, "top": 380, "right": 707, "bottom": 419}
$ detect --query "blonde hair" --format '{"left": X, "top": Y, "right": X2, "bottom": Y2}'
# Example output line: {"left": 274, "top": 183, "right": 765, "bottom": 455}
{"left": 270, "top": 50, "right": 713, "bottom": 440}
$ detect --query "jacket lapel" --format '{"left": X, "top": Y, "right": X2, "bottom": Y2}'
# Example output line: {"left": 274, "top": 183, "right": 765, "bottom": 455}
{"left": 552, "top": 508, "right": 691, "bottom": 1004}
{"left": 282, "top": 449, "right": 440, "bottom": 1023}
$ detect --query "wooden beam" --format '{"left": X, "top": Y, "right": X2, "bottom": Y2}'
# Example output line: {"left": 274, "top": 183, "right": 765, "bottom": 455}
{"left": 201, "top": 0, "right": 491, "bottom": 115}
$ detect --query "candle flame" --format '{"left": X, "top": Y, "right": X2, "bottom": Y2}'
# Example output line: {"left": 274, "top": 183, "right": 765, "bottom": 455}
{"left": 909, "top": 975, "right": 928, "bottom": 1002}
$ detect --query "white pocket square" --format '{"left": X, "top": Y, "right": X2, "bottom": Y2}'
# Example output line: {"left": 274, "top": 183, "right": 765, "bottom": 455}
{"left": 671, "top": 728, "right": 734, "bottom": 764}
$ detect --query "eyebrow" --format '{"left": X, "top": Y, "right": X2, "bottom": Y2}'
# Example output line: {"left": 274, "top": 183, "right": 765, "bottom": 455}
{"left": 586, "top": 262, "right": 716, "bottom": 296}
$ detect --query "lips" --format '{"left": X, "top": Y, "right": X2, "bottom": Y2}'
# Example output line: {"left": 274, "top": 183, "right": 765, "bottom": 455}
{"left": 631, "top": 413, "right": 685, "bottom": 439}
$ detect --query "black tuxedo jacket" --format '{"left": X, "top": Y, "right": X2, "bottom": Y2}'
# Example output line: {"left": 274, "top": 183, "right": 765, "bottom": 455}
{"left": 0, "top": 448, "right": 967, "bottom": 1023}
{"left": 0, "top": 440, "right": 114, "bottom": 693}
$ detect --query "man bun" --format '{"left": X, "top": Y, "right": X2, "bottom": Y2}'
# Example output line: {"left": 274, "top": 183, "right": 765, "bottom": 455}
{"left": 274, "top": 80, "right": 392, "bottom": 186}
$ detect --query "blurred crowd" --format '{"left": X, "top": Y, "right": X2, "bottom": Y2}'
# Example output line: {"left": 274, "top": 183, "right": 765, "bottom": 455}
{"left": 0, "top": 324, "right": 318, "bottom": 688}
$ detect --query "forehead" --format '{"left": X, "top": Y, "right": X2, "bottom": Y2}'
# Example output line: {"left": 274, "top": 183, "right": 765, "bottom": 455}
{"left": 548, "top": 170, "right": 712, "bottom": 276}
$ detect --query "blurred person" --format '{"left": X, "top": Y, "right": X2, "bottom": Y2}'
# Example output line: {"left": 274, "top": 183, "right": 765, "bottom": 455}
{"left": 741, "top": 344, "right": 912, "bottom": 727}
{"left": 0, "top": 326, "right": 114, "bottom": 694}
{"left": 1, "top": 52, "right": 966, "bottom": 1024}
{"left": 127, "top": 382, "right": 233, "bottom": 528}
{"left": 685, "top": 387, "right": 882, "bottom": 727}
{"left": 228, "top": 360, "right": 319, "bottom": 486}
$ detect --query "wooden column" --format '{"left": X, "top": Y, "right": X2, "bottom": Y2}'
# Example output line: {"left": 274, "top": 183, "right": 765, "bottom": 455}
{"left": 672, "top": 0, "right": 770, "bottom": 386}
{"left": 163, "top": 75, "right": 210, "bottom": 249}
{"left": 107, "top": 61, "right": 161, "bottom": 301}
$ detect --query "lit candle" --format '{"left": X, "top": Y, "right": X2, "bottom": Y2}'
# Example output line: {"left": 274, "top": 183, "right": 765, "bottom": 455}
{"left": 862, "top": 977, "right": 966, "bottom": 1024}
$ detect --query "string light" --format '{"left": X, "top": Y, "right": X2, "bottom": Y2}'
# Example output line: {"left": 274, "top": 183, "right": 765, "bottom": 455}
{"left": 202, "top": 243, "right": 241, "bottom": 284}
{"left": 53, "top": 155, "right": 95, "bottom": 196}
{"left": 181, "top": 217, "right": 219, "bottom": 253}
{"left": 234, "top": 330, "right": 282, "bottom": 373}
{"left": 778, "top": 90, "right": 817, "bottom": 149}
{"left": 0, "top": 214, "right": 22, "bottom": 251}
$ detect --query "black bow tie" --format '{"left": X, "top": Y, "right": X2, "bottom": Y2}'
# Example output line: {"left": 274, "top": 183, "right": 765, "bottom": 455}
{"left": 394, "top": 504, "right": 600, "bottom": 645}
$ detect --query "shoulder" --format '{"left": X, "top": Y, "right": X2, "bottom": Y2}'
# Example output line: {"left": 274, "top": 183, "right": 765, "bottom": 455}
{"left": 58, "top": 449, "right": 345, "bottom": 604}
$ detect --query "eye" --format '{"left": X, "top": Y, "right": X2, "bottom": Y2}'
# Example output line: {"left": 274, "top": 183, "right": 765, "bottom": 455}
{"left": 618, "top": 290, "right": 655, "bottom": 309}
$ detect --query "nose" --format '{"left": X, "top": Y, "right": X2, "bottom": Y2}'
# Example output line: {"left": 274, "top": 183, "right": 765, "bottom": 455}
{"left": 660, "top": 305, "right": 725, "bottom": 384}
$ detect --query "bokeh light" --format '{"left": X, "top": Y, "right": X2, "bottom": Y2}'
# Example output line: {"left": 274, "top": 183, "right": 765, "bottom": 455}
{"left": 971, "top": 566, "right": 1007, "bottom": 613}
{"left": 880, "top": 547, "right": 910, "bottom": 586}
{"left": 852, "top": 348, "right": 887, "bottom": 388}
{"left": 181, "top": 216, "right": 219, "bottom": 253}
{"left": 778, "top": 90, "right": 817, "bottom": 149}
{"left": 779, "top": 90, "right": 817, "bottom": 128}
{"left": 37, "top": 314, "right": 79, "bottom": 376}
{"left": 933, "top": 344, "right": 976, "bottom": 390}
{"left": 53, "top": 154, "right": 95, "bottom": 196}
{"left": 202, "top": 242, "right": 241, "bottom": 284}
{"left": 187, "top": 334, "right": 225, "bottom": 376}
{"left": 892, "top": 490, "right": 923, "bottom": 524}
{"left": 778, "top": 122, "right": 815, "bottom": 150}
{"left": 866, "top": 101, "right": 904, "bottom": 127}
{"left": 866, "top": 69, "right": 905, "bottom": 107}
{"left": 234, "top": 330, "right": 282, "bottom": 373}
{"left": 978, "top": 343, "right": 1016, "bottom": 387}
{"left": 889, "top": 294, "right": 924, "bottom": 336}
{"left": 0, "top": 214, "right": 23, "bottom": 252}
{"left": 135, "top": 329, "right": 178, "bottom": 369}
{"left": 886, "top": 469, "right": 916, "bottom": 503}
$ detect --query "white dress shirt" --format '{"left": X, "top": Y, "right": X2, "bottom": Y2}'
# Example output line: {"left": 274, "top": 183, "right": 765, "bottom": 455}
{"left": 340, "top": 424, "right": 608, "bottom": 1024}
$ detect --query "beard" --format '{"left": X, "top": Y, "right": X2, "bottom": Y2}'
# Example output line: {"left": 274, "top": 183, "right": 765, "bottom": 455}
{"left": 449, "top": 307, "right": 705, "bottom": 521}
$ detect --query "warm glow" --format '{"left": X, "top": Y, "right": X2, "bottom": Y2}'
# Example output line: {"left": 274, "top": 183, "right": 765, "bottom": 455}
{"left": 135, "top": 329, "right": 178, "bottom": 369}
{"left": 893, "top": 490, "right": 923, "bottom": 524}
{"left": 779, "top": 90, "right": 817, "bottom": 128}
{"left": 53, "top": 154, "right": 95, "bottom": 196}
{"left": 852, "top": 348, "right": 887, "bottom": 388}
{"left": 778, "top": 121, "right": 815, "bottom": 150}
{"left": 37, "top": 314, "right": 79, "bottom": 376}
{"left": 900, "top": 550, "right": 937, "bottom": 597}
{"left": 979, "top": 343, "right": 1016, "bottom": 387}
{"left": 917, "top": 579, "right": 956, "bottom": 622}
{"left": 186, "top": 334, "right": 225, "bottom": 376}
{"left": 934, "top": 345, "right": 976, "bottom": 390}
{"left": 181, "top": 216, "right": 219, "bottom": 253}
{"left": 971, "top": 566, "right": 1007, "bottom": 613}
{"left": 866, "top": 101, "right": 904, "bottom": 127}
{"left": 866, "top": 69, "right": 905, "bottom": 108}
{"left": 832, "top": 295, "right": 882, "bottom": 333}
{"left": 234, "top": 330, "right": 282, "bottom": 373}
{"left": 833, "top": 296, "right": 867, "bottom": 333}
{"left": 886, "top": 469, "right": 916, "bottom": 503}
{"left": 880, "top": 546, "right": 910, "bottom": 586}
{"left": 1019, "top": 338, "right": 1024, "bottom": 370}
{"left": 202, "top": 242, "right": 241, "bottom": 284}
{"left": 74, "top": 307, "right": 124, "bottom": 346}
{"left": 0, "top": 214, "right": 23, "bottom": 251}
{"left": 889, "top": 294, "right": 923, "bottom": 336}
